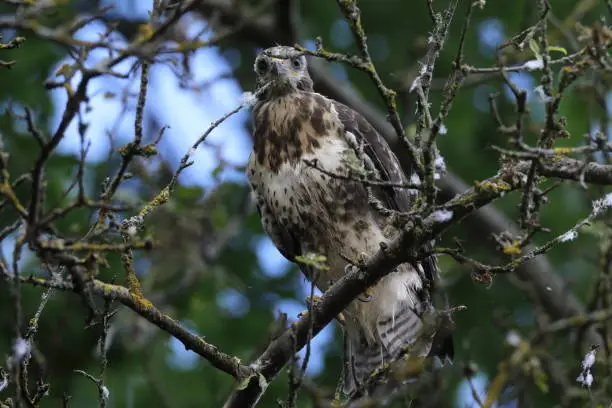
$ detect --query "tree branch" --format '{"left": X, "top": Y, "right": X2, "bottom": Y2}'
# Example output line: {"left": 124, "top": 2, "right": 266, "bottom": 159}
{"left": 529, "top": 157, "right": 612, "bottom": 185}
{"left": 7, "top": 273, "right": 253, "bottom": 381}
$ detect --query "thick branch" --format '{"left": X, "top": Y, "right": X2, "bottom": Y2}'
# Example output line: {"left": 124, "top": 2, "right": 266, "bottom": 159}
{"left": 529, "top": 157, "right": 612, "bottom": 185}
{"left": 18, "top": 275, "right": 252, "bottom": 380}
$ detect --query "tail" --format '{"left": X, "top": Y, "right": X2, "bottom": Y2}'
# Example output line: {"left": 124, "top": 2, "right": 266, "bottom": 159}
{"left": 342, "top": 304, "right": 453, "bottom": 397}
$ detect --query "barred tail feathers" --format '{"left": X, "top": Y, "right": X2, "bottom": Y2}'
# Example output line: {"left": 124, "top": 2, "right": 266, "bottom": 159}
{"left": 343, "top": 305, "right": 426, "bottom": 395}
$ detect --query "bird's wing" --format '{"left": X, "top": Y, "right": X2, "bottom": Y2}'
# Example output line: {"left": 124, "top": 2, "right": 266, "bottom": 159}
{"left": 331, "top": 100, "right": 453, "bottom": 397}
{"left": 331, "top": 100, "right": 439, "bottom": 287}
{"left": 256, "top": 195, "right": 300, "bottom": 262}
{"left": 247, "top": 154, "right": 320, "bottom": 283}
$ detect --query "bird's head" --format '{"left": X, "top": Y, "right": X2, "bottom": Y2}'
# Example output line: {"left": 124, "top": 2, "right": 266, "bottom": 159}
{"left": 254, "top": 46, "right": 314, "bottom": 97}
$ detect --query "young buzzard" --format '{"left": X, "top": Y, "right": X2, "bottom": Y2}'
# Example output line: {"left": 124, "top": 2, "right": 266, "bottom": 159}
{"left": 247, "top": 45, "right": 450, "bottom": 395}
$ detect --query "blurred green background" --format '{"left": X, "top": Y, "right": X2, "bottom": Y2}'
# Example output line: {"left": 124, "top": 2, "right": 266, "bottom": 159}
{"left": 0, "top": 0, "right": 609, "bottom": 406}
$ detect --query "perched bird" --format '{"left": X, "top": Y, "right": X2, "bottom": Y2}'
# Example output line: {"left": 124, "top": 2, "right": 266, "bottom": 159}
{"left": 247, "top": 46, "right": 451, "bottom": 395}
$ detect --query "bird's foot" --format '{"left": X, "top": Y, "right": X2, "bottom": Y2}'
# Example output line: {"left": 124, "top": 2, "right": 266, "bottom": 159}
{"left": 344, "top": 263, "right": 356, "bottom": 275}
{"left": 356, "top": 251, "right": 368, "bottom": 267}
{"left": 336, "top": 312, "right": 346, "bottom": 326}
{"left": 358, "top": 287, "right": 373, "bottom": 303}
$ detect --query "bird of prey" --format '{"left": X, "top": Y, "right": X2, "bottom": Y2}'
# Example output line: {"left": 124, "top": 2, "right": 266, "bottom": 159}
{"left": 247, "top": 45, "right": 451, "bottom": 395}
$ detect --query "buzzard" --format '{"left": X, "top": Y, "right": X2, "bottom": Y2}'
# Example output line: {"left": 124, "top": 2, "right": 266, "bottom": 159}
{"left": 247, "top": 46, "right": 451, "bottom": 394}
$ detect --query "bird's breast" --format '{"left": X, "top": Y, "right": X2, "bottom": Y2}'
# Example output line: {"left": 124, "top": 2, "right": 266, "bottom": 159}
{"left": 252, "top": 93, "right": 343, "bottom": 173}
{"left": 269, "top": 136, "right": 362, "bottom": 207}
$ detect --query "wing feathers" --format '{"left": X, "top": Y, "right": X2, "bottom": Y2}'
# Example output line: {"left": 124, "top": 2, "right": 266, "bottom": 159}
{"left": 332, "top": 100, "right": 439, "bottom": 287}
{"left": 332, "top": 101, "right": 414, "bottom": 212}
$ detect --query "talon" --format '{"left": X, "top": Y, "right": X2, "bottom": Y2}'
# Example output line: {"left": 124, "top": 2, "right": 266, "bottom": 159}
{"left": 358, "top": 287, "right": 373, "bottom": 302}
{"left": 357, "top": 252, "right": 368, "bottom": 266}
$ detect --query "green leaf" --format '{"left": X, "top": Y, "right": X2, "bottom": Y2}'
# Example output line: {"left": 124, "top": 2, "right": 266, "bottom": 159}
{"left": 547, "top": 45, "right": 568, "bottom": 55}
{"left": 295, "top": 252, "right": 330, "bottom": 271}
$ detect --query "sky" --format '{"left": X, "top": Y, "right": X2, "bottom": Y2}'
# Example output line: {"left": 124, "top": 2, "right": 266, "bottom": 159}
{"left": 35, "top": 2, "right": 545, "bottom": 405}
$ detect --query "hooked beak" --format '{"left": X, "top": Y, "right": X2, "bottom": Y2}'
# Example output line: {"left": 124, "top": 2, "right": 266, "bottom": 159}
{"left": 270, "top": 58, "right": 288, "bottom": 76}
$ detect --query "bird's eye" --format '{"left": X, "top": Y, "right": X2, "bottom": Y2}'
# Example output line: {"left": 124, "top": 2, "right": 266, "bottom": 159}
{"left": 291, "top": 58, "right": 302, "bottom": 69}
{"left": 256, "top": 58, "right": 269, "bottom": 73}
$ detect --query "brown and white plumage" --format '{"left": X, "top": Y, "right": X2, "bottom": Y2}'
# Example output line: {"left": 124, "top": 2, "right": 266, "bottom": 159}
{"left": 247, "top": 46, "right": 451, "bottom": 395}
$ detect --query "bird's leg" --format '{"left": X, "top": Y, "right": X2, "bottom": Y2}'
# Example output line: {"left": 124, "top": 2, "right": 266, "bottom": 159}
{"left": 356, "top": 251, "right": 368, "bottom": 267}
{"left": 336, "top": 312, "right": 346, "bottom": 326}
{"left": 355, "top": 252, "right": 374, "bottom": 303}
{"left": 341, "top": 254, "right": 373, "bottom": 303}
